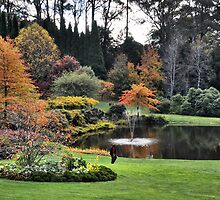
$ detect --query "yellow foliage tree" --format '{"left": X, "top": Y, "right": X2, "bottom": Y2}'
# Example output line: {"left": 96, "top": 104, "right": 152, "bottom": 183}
{"left": 15, "top": 23, "right": 60, "bottom": 94}
{"left": 0, "top": 36, "right": 37, "bottom": 125}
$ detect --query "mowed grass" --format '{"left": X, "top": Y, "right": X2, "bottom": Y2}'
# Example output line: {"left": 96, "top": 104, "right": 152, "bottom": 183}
{"left": 148, "top": 114, "right": 220, "bottom": 126}
{"left": 95, "top": 101, "right": 220, "bottom": 126}
{"left": 1, "top": 154, "right": 220, "bottom": 200}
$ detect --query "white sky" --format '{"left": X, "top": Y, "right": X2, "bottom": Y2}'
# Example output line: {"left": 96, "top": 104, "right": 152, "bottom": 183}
{"left": 13, "top": 1, "right": 151, "bottom": 45}
{"left": 65, "top": 2, "right": 151, "bottom": 45}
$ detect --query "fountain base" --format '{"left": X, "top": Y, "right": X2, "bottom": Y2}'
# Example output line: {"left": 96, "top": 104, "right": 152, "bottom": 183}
{"left": 109, "top": 138, "right": 158, "bottom": 146}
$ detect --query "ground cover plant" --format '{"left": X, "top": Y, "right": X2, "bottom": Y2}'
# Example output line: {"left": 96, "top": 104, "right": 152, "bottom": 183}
{"left": 0, "top": 154, "right": 220, "bottom": 200}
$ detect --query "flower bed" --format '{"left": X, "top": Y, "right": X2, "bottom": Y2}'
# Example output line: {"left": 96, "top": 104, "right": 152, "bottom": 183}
{"left": 0, "top": 156, "right": 117, "bottom": 182}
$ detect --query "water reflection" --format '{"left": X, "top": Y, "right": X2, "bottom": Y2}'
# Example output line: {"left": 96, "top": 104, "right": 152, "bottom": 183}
{"left": 159, "top": 126, "right": 220, "bottom": 160}
{"left": 76, "top": 126, "right": 220, "bottom": 160}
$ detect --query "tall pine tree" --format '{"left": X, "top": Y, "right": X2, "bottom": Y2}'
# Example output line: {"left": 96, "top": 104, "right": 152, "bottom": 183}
{"left": 66, "top": 23, "right": 73, "bottom": 55}
{"left": 10, "top": 15, "right": 19, "bottom": 39}
{"left": 0, "top": 12, "right": 7, "bottom": 38}
{"left": 72, "top": 24, "right": 80, "bottom": 58}
{"left": 88, "top": 21, "right": 106, "bottom": 79}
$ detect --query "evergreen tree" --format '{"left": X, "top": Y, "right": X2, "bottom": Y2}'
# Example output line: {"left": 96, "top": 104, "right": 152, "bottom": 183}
{"left": 66, "top": 23, "right": 73, "bottom": 55}
{"left": 0, "top": 12, "right": 7, "bottom": 38}
{"left": 88, "top": 21, "right": 106, "bottom": 79}
{"left": 10, "top": 15, "right": 19, "bottom": 39}
{"left": 72, "top": 24, "right": 80, "bottom": 58}
{"left": 7, "top": 15, "right": 12, "bottom": 37}
{"left": 41, "top": 18, "right": 60, "bottom": 47}
{"left": 121, "top": 36, "right": 144, "bottom": 65}
{"left": 78, "top": 32, "right": 86, "bottom": 65}
{"left": 59, "top": 19, "right": 67, "bottom": 55}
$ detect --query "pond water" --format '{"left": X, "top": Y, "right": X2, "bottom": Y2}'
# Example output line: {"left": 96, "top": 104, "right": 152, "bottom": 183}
{"left": 76, "top": 125, "right": 220, "bottom": 160}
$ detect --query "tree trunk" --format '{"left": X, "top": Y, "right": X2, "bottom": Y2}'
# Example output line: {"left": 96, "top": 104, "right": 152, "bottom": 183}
{"left": 3, "top": 85, "right": 8, "bottom": 127}
{"left": 91, "top": 0, "right": 95, "bottom": 27}
{"left": 125, "top": 0, "right": 129, "bottom": 39}
{"left": 53, "top": 0, "right": 57, "bottom": 23}
{"left": 46, "top": 0, "right": 50, "bottom": 19}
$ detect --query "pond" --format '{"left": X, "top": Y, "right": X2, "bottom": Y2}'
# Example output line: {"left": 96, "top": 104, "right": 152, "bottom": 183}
{"left": 76, "top": 125, "right": 220, "bottom": 160}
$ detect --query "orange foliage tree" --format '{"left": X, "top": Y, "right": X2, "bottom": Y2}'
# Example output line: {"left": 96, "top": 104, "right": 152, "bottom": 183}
{"left": 119, "top": 83, "right": 159, "bottom": 111}
{"left": 128, "top": 48, "right": 162, "bottom": 88}
{"left": 10, "top": 100, "right": 49, "bottom": 132}
{"left": 0, "top": 36, "right": 37, "bottom": 126}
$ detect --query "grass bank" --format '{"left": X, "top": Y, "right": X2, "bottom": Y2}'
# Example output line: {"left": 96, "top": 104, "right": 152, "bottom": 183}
{"left": 0, "top": 154, "right": 220, "bottom": 200}
{"left": 147, "top": 114, "right": 220, "bottom": 126}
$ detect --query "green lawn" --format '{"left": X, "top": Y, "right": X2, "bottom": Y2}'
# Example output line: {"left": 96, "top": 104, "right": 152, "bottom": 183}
{"left": 1, "top": 154, "right": 220, "bottom": 200}
{"left": 148, "top": 114, "right": 220, "bottom": 126}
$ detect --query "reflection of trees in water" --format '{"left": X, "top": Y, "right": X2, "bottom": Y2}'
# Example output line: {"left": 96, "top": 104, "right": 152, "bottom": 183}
{"left": 76, "top": 125, "right": 220, "bottom": 159}
{"left": 159, "top": 126, "right": 220, "bottom": 159}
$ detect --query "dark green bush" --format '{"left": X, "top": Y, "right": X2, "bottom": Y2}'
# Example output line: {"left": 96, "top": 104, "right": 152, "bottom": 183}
{"left": 180, "top": 87, "right": 220, "bottom": 117}
{"left": 81, "top": 108, "right": 105, "bottom": 124}
{"left": 140, "top": 115, "right": 168, "bottom": 125}
{"left": 156, "top": 98, "right": 171, "bottom": 114}
{"left": 107, "top": 104, "right": 126, "bottom": 121}
{"left": 170, "top": 94, "right": 185, "bottom": 114}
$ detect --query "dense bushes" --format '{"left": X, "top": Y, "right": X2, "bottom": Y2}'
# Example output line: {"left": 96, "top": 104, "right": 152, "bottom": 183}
{"left": 169, "top": 87, "right": 220, "bottom": 117}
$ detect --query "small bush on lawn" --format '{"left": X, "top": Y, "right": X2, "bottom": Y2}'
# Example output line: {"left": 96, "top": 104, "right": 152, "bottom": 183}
{"left": 0, "top": 154, "right": 117, "bottom": 182}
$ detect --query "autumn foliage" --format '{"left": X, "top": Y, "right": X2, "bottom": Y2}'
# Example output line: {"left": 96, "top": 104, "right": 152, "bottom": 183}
{"left": 10, "top": 100, "right": 49, "bottom": 132}
{"left": 119, "top": 83, "right": 159, "bottom": 111}
{"left": 0, "top": 36, "right": 37, "bottom": 125}
{"left": 128, "top": 48, "right": 162, "bottom": 88}
{"left": 15, "top": 23, "right": 60, "bottom": 95}
{"left": 98, "top": 81, "right": 115, "bottom": 100}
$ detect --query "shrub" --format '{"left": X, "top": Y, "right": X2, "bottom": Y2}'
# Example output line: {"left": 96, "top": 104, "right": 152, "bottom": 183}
{"left": 78, "top": 66, "right": 96, "bottom": 78}
{"left": 76, "top": 121, "right": 116, "bottom": 135}
{"left": 0, "top": 129, "right": 53, "bottom": 167}
{"left": 52, "top": 71, "right": 100, "bottom": 97}
{"left": 156, "top": 98, "right": 170, "bottom": 114}
{"left": 180, "top": 87, "right": 220, "bottom": 117}
{"left": 141, "top": 115, "right": 168, "bottom": 125}
{"left": 107, "top": 104, "right": 126, "bottom": 121}
{"left": 48, "top": 96, "right": 99, "bottom": 110}
{"left": 170, "top": 94, "right": 185, "bottom": 114}
{"left": 81, "top": 108, "right": 105, "bottom": 124}
{"left": 181, "top": 100, "right": 193, "bottom": 115}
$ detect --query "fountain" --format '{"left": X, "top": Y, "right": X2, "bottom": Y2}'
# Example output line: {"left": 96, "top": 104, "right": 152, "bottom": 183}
{"left": 109, "top": 107, "right": 159, "bottom": 147}
{"left": 125, "top": 108, "right": 139, "bottom": 141}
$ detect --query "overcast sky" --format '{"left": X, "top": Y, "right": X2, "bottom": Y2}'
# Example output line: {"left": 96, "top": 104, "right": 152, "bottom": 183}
{"left": 22, "top": 1, "right": 151, "bottom": 45}
{"left": 65, "top": 2, "right": 151, "bottom": 45}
